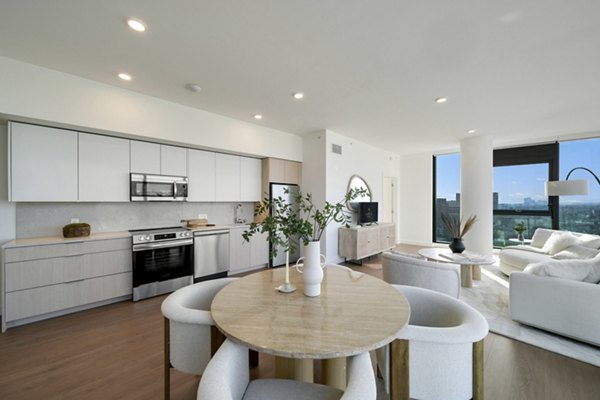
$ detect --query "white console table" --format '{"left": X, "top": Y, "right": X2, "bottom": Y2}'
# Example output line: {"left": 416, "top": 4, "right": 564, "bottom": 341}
{"left": 338, "top": 223, "right": 396, "bottom": 262}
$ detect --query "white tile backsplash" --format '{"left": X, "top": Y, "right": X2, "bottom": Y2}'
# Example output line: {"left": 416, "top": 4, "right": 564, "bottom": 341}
{"left": 16, "top": 202, "right": 255, "bottom": 238}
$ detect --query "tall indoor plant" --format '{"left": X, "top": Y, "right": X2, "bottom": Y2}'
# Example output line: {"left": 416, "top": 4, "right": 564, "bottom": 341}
{"left": 244, "top": 187, "right": 368, "bottom": 296}
{"left": 441, "top": 213, "right": 478, "bottom": 253}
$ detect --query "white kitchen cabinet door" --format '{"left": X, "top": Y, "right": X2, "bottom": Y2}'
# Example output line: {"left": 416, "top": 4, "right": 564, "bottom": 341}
{"left": 188, "top": 149, "right": 216, "bottom": 201}
{"left": 228, "top": 227, "right": 251, "bottom": 273}
{"left": 250, "top": 232, "right": 269, "bottom": 267}
{"left": 79, "top": 133, "right": 130, "bottom": 201}
{"left": 240, "top": 157, "right": 262, "bottom": 201}
{"left": 130, "top": 140, "right": 160, "bottom": 174}
{"left": 161, "top": 145, "right": 187, "bottom": 176}
{"left": 215, "top": 154, "right": 241, "bottom": 201}
{"left": 9, "top": 122, "right": 78, "bottom": 201}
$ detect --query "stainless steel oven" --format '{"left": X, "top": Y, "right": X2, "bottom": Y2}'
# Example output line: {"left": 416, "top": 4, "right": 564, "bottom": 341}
{"left": 131, "top": 227, "right": 193, "bottom": 301}
{"left": 130, "top": 173, "right": 188, "bottom": 201}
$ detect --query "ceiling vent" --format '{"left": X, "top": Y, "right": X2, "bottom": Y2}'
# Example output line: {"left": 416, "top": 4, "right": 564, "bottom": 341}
{"left": 332, "top": 143, "right": 342, "bottom": 155}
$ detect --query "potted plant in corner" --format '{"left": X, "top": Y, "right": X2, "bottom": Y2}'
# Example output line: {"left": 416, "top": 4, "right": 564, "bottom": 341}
{"left": 441, "top": 213, "right": 478, "bottom": 253}
{"left": 514, "top": 221, "right": 527, "bottom": 242}
{"left": 244, "top": 187, "right": 368, "bottom": 297}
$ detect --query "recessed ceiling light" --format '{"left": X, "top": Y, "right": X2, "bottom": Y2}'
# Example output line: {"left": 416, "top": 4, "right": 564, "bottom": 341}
{"left": 467, "top": 129, "right": 477, "bottom": 134}
{"left": 253, "top": 114, "right": 263, "bottom": 120}
{"left": 293, "top": 92, "right": 304, "bottom": 100}
{"left": 435, "top": 97, "right": 448, "bottom": 103}
{"left": 118, "top": 72, "right": 132, "bottom": 81}
{"left": 186, "top": 83, "right": 202, "bottom": 93}
{"left": 127, "top": 18, "right": 146, "bottom": 32}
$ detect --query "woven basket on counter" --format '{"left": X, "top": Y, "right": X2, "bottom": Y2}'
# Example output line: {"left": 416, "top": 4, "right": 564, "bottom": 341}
{"left": 62, "top": 223, "right": 91, "bottom": 238}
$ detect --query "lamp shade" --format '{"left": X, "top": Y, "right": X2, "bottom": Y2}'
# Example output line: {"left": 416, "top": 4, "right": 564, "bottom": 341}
{"left": 545, "top": 179, "right": 589, "bottom": 196}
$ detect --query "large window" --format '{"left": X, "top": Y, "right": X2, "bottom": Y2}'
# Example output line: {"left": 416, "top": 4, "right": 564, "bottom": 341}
{"left": 493, "top": 144, "right": 558, "bottom": 247}
{"left": 559, "top": 138, "right": 600, "bottom": 234}
{"left": 433, "top": 153, "right": 461, "bottom": 243}
{"left": 433, "top": 139, "right": 599, "bottom": 246}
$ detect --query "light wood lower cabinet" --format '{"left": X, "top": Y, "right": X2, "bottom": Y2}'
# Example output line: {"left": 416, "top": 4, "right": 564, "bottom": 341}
{"left": 2, "top": 237, "right": 132, "bottom": 331}
{"left": 338, "top": 223, "right": 396, "bottom": 261}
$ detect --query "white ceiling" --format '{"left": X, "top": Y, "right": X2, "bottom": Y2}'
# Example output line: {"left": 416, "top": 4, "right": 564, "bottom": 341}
{"left": 1, "top": 0, "right": 600, "bottom": 155}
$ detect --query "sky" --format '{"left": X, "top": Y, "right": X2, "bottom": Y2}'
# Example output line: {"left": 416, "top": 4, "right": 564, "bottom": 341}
{"left": 436, "top": 138, "right": 600, "bottom": 205}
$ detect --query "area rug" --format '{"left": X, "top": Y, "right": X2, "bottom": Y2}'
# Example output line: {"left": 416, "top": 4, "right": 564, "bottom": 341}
{"left": 460, "top": 265, "right": 600, "bottom": 367}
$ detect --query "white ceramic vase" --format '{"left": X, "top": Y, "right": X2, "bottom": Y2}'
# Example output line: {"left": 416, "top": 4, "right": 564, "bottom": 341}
{"left": 299, "top": 241, "right": 325, "bottom": 297}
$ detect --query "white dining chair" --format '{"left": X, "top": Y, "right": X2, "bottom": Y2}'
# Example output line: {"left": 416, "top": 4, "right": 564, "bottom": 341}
{"left": 197, "top": 338, "right": 376, "bottom": 400}
{"left": 382, "top": 251, "right": 461, "bottom": 298}
{"left": 376, "top": 284, "right": 489, "bottom": 400}
{"left": 161, "top": 277, "right": 238, "bottom": 400}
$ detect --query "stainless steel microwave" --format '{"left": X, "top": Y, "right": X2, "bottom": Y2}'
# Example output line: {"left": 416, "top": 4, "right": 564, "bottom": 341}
{"left": 130, "top": 173, "right": 188, "bottom": 201}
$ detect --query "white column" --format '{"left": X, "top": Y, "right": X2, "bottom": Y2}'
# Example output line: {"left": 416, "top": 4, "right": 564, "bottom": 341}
{"left": 460, "top": 135, "right": 493, "bottom": 257}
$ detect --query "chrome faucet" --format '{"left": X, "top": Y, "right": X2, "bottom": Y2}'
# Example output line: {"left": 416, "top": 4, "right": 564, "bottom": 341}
{"left": 234, "top": 203, "right": 246, "bottom": 224}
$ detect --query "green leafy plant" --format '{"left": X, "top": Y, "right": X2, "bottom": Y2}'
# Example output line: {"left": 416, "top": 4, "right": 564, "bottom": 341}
{"left": 441, "top": 213, "right": 478, "bottom": 239}
{"left": 243, "top": 187, "right": 369, "bottom": 258}
{"left": 514, "top": 221, "right": 527, "bottom": 234}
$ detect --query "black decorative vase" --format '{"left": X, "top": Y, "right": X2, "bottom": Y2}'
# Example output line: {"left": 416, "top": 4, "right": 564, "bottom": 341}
{"left": 449, "top": 238, "right": 465, "bottom": 253}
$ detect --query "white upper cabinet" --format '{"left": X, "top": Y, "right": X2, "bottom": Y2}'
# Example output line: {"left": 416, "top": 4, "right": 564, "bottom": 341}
{"left": 160, "top": 145, "right": 187, "bottom": 176}
{"left": 215, "top": 154, "right": 241, "bottom": 201}
{"left": 9, "top": 122, "right": 78, "bottom": 201}
{"left": 78, "top": 133, "right": 130, "bottom": 202}
{"left": 130, "top": 141, "right": 187, "bottom": 176}
{"left": 130, "top": 141, "right": 160, "bottom": 174}
{"left": 240, "top": 157, "right": 262, "bottom": 201}
{"left": 188, "top": 149, "right": 216, "bottom": 201}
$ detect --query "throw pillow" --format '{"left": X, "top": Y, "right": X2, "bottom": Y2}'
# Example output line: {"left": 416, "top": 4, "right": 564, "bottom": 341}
{"left": 541, "top": 231, "right": 577, "bottom": 255}
{"left": 552, "top": 245, "right": 600, "bottom": 260}
{"left": 524, "top": 258, "right": 600, "bottom": 283}
{"left": 575, "top": 234, "right": 600, "bottom": 250}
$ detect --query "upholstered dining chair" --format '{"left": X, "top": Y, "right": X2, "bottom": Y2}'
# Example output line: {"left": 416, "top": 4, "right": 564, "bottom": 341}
{"left": 376, "top": 285, "right": 489, "bottom": 400}
{"left": 197, "top": 338, "right": 376, "bottom": 400}
{"left": 382, "top": 251, "right": 461, "bottom": 298}
{"left": 161, "top": 277, "right": 238, "bottom": 400}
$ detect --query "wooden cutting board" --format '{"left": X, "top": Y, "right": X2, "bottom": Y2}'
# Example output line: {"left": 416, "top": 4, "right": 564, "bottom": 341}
{"left": 181, "top": 218, "right": 209, "bottom": 228}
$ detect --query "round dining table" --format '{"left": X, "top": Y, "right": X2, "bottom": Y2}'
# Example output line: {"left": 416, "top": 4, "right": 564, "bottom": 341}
{"left": 211, "top": 265, "right": 410, "bottom": 398}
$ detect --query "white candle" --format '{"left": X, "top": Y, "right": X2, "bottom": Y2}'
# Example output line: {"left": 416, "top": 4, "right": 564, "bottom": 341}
{"left": 285, "top": 250, "right": 290, "bottom": 284}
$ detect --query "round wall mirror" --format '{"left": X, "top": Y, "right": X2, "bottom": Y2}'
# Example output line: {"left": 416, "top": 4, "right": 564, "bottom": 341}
{"left": 346, "top": 175, "right": 372, "bottom": 210}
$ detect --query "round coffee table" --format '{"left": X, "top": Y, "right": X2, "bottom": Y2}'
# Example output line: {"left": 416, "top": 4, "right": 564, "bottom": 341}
{"left": 417, "top": 247, "right": 494, "bottom": 288}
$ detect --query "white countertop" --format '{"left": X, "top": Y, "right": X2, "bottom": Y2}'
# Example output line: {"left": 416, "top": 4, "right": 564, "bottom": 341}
{"left": 2, "top": 224, "right": 254, "bottom": 249}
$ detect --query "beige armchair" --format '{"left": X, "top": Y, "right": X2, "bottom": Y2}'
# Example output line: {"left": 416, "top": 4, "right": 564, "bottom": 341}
{"left": 160, "top": 277, "right": 238, "bottom": 400}
{"left": 382, "top": 251, "right": 461, "bottom": 298}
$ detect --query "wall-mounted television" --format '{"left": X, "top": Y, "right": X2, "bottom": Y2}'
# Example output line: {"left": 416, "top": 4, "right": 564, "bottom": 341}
{"left": 357, "top": 202, "right": 378, "bottom": 226}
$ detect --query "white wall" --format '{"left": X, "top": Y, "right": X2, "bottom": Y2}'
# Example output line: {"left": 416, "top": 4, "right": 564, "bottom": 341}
{"left": 0, "top": 56, "right": 302, "bottom": 161}
{"left": 0, "top": 125, "right": 17, "bottom": 312}
{"left": 398, "top": 152, "right": 433, "bottom": 246}
{"left": 302, "top": 130, "right": 401, "bottom": 263}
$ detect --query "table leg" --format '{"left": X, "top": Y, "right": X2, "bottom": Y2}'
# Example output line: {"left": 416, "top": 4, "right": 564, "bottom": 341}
{"left": 293, "top": 359, "right": 314, "bottom": 382}
{"left": 389, "top": 339, "right": 409, "bottom": 400}
{"left": 472, "top": 264, "right": 481, "bottom": 281}
{"left": 275, "top": 356, "right": 294, "bottom": 379}
{"left": 460, "top": 264, "right": 473, "bottom": 288}
{"left": 322, "top": 358, "right": 346, "bottom": 390}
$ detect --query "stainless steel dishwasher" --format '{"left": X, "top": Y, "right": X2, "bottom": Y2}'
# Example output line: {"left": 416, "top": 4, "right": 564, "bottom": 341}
{"left": 193, "top": 229, "right": 230, "bottom": 281}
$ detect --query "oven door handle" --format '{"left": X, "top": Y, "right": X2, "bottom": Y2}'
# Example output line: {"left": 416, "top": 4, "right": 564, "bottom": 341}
{"left": 132, "top": 238, "right": 194, "bottom": 251}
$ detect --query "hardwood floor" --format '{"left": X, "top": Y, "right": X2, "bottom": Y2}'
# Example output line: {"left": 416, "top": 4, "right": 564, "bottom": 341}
{"left": 1, "top": 248, "right": 599, "bottom": 399}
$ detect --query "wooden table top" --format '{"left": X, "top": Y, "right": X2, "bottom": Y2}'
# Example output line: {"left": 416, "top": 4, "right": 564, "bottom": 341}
{"left": 211, "top": 266, "right": 410, "bottom": 359}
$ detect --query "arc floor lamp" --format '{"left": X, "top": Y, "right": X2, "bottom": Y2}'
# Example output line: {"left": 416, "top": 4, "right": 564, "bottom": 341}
{"left": 545, "top": 167, "right": 600, "bottom": 196}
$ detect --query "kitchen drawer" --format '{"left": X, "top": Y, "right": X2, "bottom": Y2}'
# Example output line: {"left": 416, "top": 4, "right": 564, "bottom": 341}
{"left": 4, "top": 273, "right": 132, "bottom": 322}
{"left": 4, "top": 238, "right": 131, "bottom": 263}
{"left": 5, "top": 249, "right": 132, "bottom": 292}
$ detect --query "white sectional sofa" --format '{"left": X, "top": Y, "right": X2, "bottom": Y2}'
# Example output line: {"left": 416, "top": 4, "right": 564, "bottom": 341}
{"left": 501, "top": 228, "right": 600, "bottom": 346}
